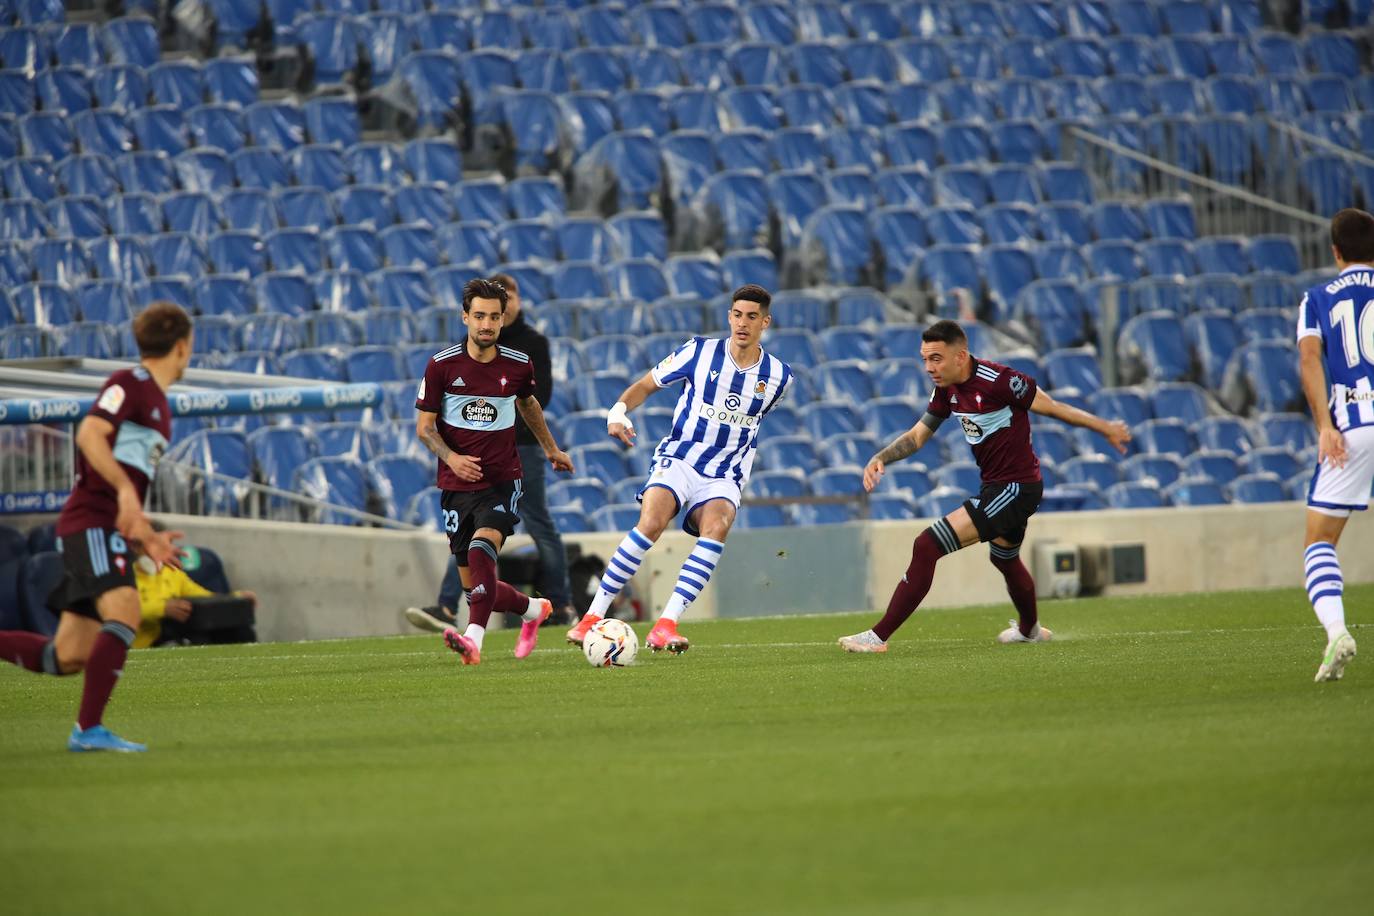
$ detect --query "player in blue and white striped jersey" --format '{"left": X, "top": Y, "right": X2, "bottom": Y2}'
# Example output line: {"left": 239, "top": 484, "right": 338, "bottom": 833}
{"left": 1296, "top": 208, "right": 1374, "bottom": 682}
{"left": 566, "top": 285, "right": 794, "bottom": 654}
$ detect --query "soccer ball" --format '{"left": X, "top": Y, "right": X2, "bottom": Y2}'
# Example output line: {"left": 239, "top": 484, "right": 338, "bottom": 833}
{"left": 583, "top": 618, "right": 638, "bottom": 668}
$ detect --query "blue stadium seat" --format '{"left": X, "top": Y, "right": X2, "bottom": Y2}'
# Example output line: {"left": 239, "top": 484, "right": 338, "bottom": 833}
{"left": 1236, "top": 308, "right": 1292, "bottom": 345}
{"left": 265, "top": 228, "right": 323, "bottom": 276}
{"left": 1240, "top": 446, "right": 1302, "bottom": 481}
{"left": 48, "top": 195, "right": 109, "bottom": 239}
{"left": 1192, "top": 417, "right": 1256, "bottom": 456}
{"left": 254, "top": 272, "right": 313, "bottom": 316}
{"left": 496, "top": 220, "right": 554, "bottom": 264}
{"left": 192, "top": 276, "right": 251, "bottom": 318}
{"left": 800, "top": 205, "right": 872, "bottom": 287}
{"left": 917, "top": 244, "right": 981, "bottom": 300}
{"left": 294, "top": 456, "right": 373, "bottom": 525}
{"left": 230, "top": 148, "right": 288, "bottom": 190}
{"left": 1089, "top": 388, "right": 1152, "bottom": 428}
{"left": 1147, "top": 381, "right": 1211, "bottom": 425}
{"left": 1164, "top": 476, "right": 1228, "bottom": 506}
{"left": 1246, "top": 236, "right": 1301, "bottom": 275}
{"left": 1043, "top": 347, "right": 1103, "bottom": 391}
{"left": 1228, "top": 472, "right": 1287, "bottom": 504}
{"left": 326, "top": 226, "right": 381, "bottom": 275}
{"left": 284, "top": 347, "right": 345, "bottom": 381}
{"left": 207, "top": 230, "right": 264, "bottom": 278}
{"left": 373, "top": 267, "right": 434, "bottom": 312}
{"left": 551, "top": 262, "right": 609, "bottom": 300}
{"left": 300, "top": 312, "right": 361, "bottom": 349}
{"left": 666, "top": 255, "right": 725, "bottom": 299}
{"left": 1121, "top": 453, "right": 1185, "bottom": 489}
{"left": 87, "top": 236, "right": 150, "bottom": 285}
{"left": 925, "top": 205, "right": 981, "bottom": 247}
{"left": 1104, "top": 482, "right": 1166, "bottom": 509}
{"left": 20, "top": 113, "right": 75, "bottom": 161}
{"left": 290, "top": 144, "right": 347, "bottom": 190}
{"left": 239, "top": 313, "right": 300, "bottom": 352}
{"left": 720, "top": 248, "right": 779, "bottom": 293}
{"left": 763, "top": 329, "right": 823, "bottom": 368}
{"left": 1038, "top": 203, "right": 1092, "bottom": 246}
{"left": 101, "top": 17, "right": 158, "bottom": 68}
{"left": 801, "top": 400, "right": 864, "bottom": 440}
{"left": 1222, "top": 340, "right": 1302, "bottom": 415}
{"left": 1118, "top": 311, "right": 1190, "bottom": 383}
{"left": 1060, "top": 454, "right": 1120, "bottom": 491}
{"left": 980, "top": 245, "right": 1038, "bottom": 323}
{"left": 75, "top": 280, "right": 132, "bottom": 326}
{"left": 874, "top": 166, "right": 932, "bottom": 211}
{"left": 1256, "top": 412, "right": 1316, "bottom": 454}
{"left": 1134, "top": 418, "right": 1195, "bottom": 457}
{"left": 813, "top": 361, "right": 877, "bottom": 403}
{"left": 1017, "top": 280, "right": 1088, "bottom": 351}
{"left": 1128, "top": 278, "right": 1188, "bottom": 318}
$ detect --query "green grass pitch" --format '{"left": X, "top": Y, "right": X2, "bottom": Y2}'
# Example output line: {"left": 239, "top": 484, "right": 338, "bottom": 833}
{"left": 2, "top": 586, "right": 1370, "bottom": 916}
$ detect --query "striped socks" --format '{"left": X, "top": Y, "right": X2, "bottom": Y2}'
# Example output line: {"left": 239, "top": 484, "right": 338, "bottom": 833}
{"left": 661, "top": 538, "right": 724, "bottom": 623}
{"left": 1304, "top": 541, "right": 1346, "bottom": 640}
{"left": 587, "top": 528, "right": 653, "bottom": 619}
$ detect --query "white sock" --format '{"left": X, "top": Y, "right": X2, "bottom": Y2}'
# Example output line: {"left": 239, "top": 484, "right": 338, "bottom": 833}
{"left": 588, "top": 528, "right": 653, "bottom": 618}
{"left": 661, "top": 538, "right": 723, "bottom": 623}
{"left": 1304, "top": 542, "right": 1347, "bottom": 641}
{"left": 463, "top": 623, "right": 485, "bottom": 650}
{"left": 521, "top": 596, "right": 544, "bottom": 622}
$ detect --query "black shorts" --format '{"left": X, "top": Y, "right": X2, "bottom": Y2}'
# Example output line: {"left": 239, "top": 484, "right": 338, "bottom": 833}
{"left": 441, "top": 481, "right": 523, "bottom": 563}
{"left": 46, "top": 527, "right": 136, "bottom": 621}
{"left": 964, "top": 480, "right": 1043, "bottom": 545}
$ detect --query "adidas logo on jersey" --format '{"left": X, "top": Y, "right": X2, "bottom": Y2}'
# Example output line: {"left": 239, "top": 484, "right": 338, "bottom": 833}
{"left": 451, "top": 377, "right": 465, "bottom": 388}
{"left": 470, "top": 584, "right": 486, "bottom": 598}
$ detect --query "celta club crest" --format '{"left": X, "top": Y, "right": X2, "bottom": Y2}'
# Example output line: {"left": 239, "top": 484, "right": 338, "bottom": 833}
{"left": 114, "top": 555, "right": 127, "bottom": 575}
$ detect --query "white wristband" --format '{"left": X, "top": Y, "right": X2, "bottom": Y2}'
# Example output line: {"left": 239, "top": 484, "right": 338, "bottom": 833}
{"left": 607, "top": 401, "right": 633, "bottom": 429}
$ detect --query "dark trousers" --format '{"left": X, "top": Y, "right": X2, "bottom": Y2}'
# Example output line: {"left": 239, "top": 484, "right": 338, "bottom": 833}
{"left": 439, "top": 443, "right": 572, "bottom": 609}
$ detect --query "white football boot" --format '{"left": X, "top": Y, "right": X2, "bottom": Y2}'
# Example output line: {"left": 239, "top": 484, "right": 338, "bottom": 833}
{"left": 997, "top": 619, "right": 1053, "bottom": 643}
{"left": 1315, "top": 631, "right": 1357, "bottom": 683}
{"left": 838, "top": 630, "right": 888, "bottom": 653}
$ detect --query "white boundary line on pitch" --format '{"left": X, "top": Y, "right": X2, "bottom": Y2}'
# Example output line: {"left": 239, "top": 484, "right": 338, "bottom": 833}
{"left": 135, "top": 622, "right": 1362, "bottom": 663}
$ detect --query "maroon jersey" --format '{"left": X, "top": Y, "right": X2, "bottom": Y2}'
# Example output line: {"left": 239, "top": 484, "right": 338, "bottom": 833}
{"left": 57, "top": 366, "right": 172, "bottom": 536}
{"left": 415, "top": 342, "right": 537, "bottom": 491}
{"left": 927, "top": 357, "right": 1041, "bottom": 484}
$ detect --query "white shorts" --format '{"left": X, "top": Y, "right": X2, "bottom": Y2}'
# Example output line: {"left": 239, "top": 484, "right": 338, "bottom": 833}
{"left": 637, "top": 456, "right": 741, "bottom": 536}
{"left": 1307, "top": 425, "right": 1374, "bottom": 516}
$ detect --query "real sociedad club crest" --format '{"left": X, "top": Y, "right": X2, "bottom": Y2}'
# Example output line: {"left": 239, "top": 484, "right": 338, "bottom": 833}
{"left": 754, "top": 380, "right": 767, "bottom": 395}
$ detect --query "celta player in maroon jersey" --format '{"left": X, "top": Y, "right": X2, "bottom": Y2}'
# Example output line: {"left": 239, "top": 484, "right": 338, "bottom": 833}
{"left": 839, "top": 320, "right": 1132, "bottom": 654}
{"left": 415, "top": 277, "right": 575, "bottom": 665}
{"left": 0, "top": 302, "right": 190, "bottom": 752}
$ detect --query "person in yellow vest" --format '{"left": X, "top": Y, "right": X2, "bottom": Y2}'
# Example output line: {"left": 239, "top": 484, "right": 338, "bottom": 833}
{"left": 133, "top": 556, "right": 256, "bottom": 648}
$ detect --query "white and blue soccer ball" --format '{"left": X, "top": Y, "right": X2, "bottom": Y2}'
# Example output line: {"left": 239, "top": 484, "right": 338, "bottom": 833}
{"left": 583, "top": 618, "right": 638, "bottom": 668}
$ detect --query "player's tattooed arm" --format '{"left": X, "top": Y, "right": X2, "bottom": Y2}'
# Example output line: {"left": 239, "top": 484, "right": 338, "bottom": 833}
{"left": 1030, "top": 389, "right": 1132, "bottom": 454}
{"left": 416, "top": 410, "right": 483, "bottom": 482}
{"left": 517, "top": 396, "right": 575, "bottom": 472}
{"left": 864, "top": 421, "right": 935, "bottom": 492}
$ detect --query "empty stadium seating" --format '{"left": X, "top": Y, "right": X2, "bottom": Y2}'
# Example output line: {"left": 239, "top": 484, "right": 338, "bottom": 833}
{"left": 2, "top": 0, "right": 1363, "bottom": 528}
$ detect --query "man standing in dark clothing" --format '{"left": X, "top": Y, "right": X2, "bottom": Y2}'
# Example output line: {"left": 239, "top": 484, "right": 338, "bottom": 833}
{"left": 406, "top": 273, "right": 576, "bottom": 631}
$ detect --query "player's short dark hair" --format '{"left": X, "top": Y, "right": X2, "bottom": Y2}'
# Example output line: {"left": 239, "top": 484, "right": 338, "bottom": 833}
{"left": 922, "top": 319, "right": 967, "bottom": 347}
{"left": 462, "top": 277, "right": 508, "bottom": 312}
{"left": 731, "top": 284, "right": 771, "bottom": 310}
{"left": 1331, "top": 208, "right": 1374, "bottom": 263}
{"left": 490, "top": 272, "right": 519, "bottom": 295}
{"left": 132, "top": 301, "right": 193, "bottom": 357}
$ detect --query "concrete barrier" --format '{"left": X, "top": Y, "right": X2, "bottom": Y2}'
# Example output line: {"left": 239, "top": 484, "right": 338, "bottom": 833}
{"left": 11, "top": 500, "right": 1370, "bottom": 641}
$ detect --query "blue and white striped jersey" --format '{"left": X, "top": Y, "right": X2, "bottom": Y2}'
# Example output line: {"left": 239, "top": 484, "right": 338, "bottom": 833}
{"left": 1297, "top": 264, "right": 1374, "bottom": 431}
{"left": 649, "top": 336, "right": 794, "bottom": 483}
